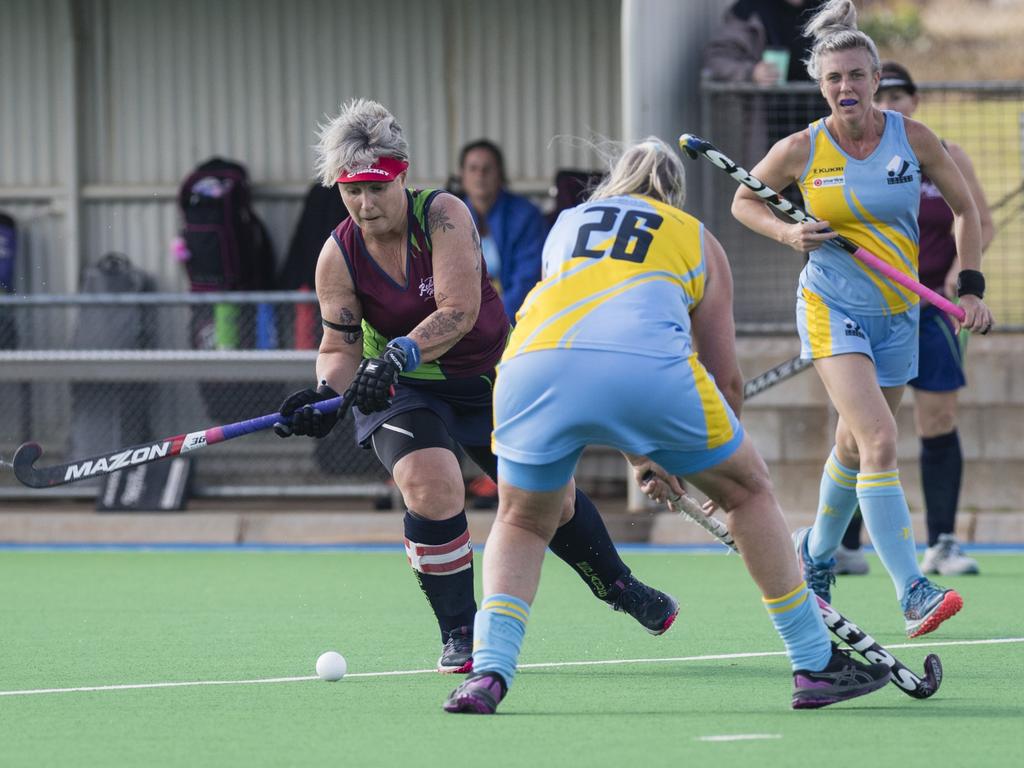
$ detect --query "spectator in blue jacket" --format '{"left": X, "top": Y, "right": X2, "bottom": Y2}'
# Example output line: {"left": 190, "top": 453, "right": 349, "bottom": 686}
{"left": 457, "top": 140, "right": 546, "bottom": 320}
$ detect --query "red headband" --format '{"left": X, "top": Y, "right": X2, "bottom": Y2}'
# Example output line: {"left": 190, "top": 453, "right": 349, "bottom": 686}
{"left": 336, "top": 156, "right": 409, "bottom": 183}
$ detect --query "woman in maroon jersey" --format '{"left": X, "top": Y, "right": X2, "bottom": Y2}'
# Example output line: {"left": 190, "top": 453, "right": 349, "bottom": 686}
{"left": 273, "top": 99, "right": 678, "bottom": 674}
{"left": 839, "top": 62, "right": 995, "bottom": 577}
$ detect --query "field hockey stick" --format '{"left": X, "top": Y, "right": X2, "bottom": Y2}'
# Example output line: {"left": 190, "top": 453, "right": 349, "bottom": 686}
{"left": 678, "top": 133, "right": 966, "bottom": 323}
{"left": 666, "top": 491, "right": 942, "bottom": 699}
{"left": 743, "top": 355, "right": 812, "bottom": 399}
{"left": 12, "top": 394, "right": 350, "bottom": 488}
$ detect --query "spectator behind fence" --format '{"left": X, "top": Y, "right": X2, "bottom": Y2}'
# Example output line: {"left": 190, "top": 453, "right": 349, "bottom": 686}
{"left": 456, "top": 140, "right": 546, "bottom": 320}
{"left": 703, "top": 0, "right": 828, "bottom": 163}
{"left": 838, "top": 61, "right": 996, "bottom": 578}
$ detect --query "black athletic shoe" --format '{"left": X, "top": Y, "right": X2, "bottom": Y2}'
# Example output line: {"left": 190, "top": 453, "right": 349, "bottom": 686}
{"left": 443, "top": 672, "right": 507, "bottom": 714}
{"left": 792, "top": 645, "right": 892, "bottom": 709}
{"left": 437, "top": 625, "right": 473, "bottom": 674}
{"left": 605, "top": 575, "right": 679, "bottom": 635}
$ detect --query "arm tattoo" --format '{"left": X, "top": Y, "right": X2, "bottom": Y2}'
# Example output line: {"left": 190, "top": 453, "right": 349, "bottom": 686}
{"left": 471, "top": 227, "right": 483, "bottom": 272}
{"left": 336, "top": 307, "right": 363, "bottom": 345}
{"left": 416, "top": 309, "right": 468, "bottom": 354}
{"left": 427, "top": 207, "right": 456, "bottom": 236}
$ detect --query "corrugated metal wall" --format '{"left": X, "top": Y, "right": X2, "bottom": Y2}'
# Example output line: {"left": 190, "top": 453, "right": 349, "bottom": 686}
{"left": 1, "top": 0, "right": 622, "bottom": 291}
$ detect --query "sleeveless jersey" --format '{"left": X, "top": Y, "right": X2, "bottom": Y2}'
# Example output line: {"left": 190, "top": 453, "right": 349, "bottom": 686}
{"left": 798, "top": 110, "right": 921, "bottom": 316}
{"left": 503, "top": 194, "right": 705, "bottom": 362}
{"left": 917, "top": 173, "right": 956, "bottom": 292}
{"left": 332, "top": 189, "right": 509, "bottom": 379}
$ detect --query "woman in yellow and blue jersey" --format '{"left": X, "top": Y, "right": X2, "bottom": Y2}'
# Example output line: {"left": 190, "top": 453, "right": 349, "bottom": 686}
{"left": 732, "top": 0, "right": 994, "bottom": 640}
{"left": 444, "top": 137, "right": 894, "bottom": 715}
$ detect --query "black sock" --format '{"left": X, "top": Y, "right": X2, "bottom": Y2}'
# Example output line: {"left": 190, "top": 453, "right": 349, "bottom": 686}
{"left": 921, "top": 430, "right": 962, "bottom": 546}
{"left": 841, "top": 509, "right": 863, "bottom": 550}
{"left": 403, "top": 510, "right": 476, "bottom": 639}
{"left": 547, "top": 488, "right": 629, "bottom": 601}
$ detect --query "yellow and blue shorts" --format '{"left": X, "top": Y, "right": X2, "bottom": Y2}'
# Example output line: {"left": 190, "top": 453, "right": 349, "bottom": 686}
{"left": 796, "top": 289, "right": 919, "bottom": 387}
{"left": 492, "top": 348, "right": 744, "bottom": 492}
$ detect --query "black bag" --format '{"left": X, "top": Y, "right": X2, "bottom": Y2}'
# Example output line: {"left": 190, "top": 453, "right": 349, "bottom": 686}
{"left": 0, "top": 211, "right": 16, "bottom": 350}
{"left": 0, "top": 210, "right": 15, "bottom": 293}
{"left": 177, "top": 157, "right": 275, "bottom": 292}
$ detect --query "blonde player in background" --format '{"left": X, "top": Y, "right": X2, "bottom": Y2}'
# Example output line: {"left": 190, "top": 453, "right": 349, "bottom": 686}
{"left": 730, "top": 0, "right": 993, "bottom": 638}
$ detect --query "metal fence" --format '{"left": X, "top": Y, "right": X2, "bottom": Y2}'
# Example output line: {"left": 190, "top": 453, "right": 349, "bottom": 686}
{"left": 699, "top": 81, "right": 1024, "bottom": 330}
{"left": 0, "top": 292, "right": 390, "bottom": 499}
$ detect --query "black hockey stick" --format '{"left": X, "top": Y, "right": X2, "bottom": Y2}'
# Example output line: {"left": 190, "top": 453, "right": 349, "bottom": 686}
{"left": 12, "top": 394, "right": 350, "bottom": 488}
{"left": 668, "top": 491, "right": 942, "bottom": 699}
{"left": 744, "top": 355, "right": 812, "bottom": 399}
{"left": 678, "top": 133, "right": 966, "bottom": 323}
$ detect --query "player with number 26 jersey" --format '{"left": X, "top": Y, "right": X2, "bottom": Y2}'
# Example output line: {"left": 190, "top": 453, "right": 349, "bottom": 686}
{"left": 494, "top": 193, "right": 743, "bottom": 485}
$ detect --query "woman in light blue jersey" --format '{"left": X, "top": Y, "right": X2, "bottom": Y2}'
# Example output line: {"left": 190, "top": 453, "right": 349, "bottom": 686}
{"left": 731, "top": 0, "right": 994, "bottom": 639}
{"left": 443, "top": 136, "right": 893, "bottom": 715}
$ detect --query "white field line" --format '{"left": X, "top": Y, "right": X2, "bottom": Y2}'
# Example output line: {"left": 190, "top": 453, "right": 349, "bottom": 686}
{"left": 1, "top": 636, "right": 1021, "bottom": 698}
{"left": 698, "top": 734, "right": 783, "bottom": 742}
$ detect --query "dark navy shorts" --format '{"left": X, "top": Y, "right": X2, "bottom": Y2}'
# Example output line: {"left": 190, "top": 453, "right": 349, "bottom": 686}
{"left": 908, "top": 304, "right": 966, "bottom": 392}
{"left": 352, "top": 372, "right": 498, "bottom": 474}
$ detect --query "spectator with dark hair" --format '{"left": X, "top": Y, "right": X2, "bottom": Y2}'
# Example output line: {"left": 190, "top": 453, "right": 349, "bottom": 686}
{"left": 456, "top": 140, "right": 546, "bottom": 320}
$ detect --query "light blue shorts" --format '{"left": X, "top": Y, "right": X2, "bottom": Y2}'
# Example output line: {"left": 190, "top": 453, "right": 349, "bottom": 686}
{"left": 796, "top": 292, "right": 919, "bottom": 387}
{"left": 493, "top": 348, "right": 744, "bottom": 491}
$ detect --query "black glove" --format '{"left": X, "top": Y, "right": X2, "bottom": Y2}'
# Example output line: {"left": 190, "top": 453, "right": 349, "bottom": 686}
{"left": 273, "top": 383, "right": 342, "bottom": 438}
{"left": 351, "top": 354, "right": 402, "bottom": 413}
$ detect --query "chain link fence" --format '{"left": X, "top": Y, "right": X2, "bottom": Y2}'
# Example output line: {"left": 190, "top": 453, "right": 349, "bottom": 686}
{"left": 699, "top": 81, "right": 1024, "bottom": 331}
{"left": 0, "top": 292, "right": 389, "bottom": 498}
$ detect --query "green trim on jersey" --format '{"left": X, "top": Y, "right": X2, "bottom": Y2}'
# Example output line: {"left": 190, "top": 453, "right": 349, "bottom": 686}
{"left": 362, "top": 319, "right": 446, "bottom": 381}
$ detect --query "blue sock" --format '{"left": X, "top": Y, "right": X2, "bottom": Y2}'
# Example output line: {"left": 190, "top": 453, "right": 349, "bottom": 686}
{"left": 857, "top": 470, "right": 922, "bottom": 601}
{"left": 472, "top": 594, "right": 530, "bottom": 686}
{"left": 808, "top": 448, "right": 859, "bottom": 563}
{"left": 763, "top": 582, "right": 832, "bottom": 671}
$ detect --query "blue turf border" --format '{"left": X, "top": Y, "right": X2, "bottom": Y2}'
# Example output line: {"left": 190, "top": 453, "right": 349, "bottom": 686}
{"left": 2, "top": 542, "right": 1024, "bottom": 553}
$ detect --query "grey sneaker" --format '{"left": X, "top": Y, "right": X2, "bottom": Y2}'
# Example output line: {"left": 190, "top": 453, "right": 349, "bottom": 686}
{"left": 605, "top": 575, "right": 679, "bottom": 635}
{"left": 442, "top": 672, "right": 507, "bottom": 714}
{"left": 835, "top": 545, "right": 870, "bottom": 575}
{"left": 921, "top": 534, "right": 979, "bottom": 576}
{"left": 792, "top": 645, "right": 892, "bottom": 709}
{"left": 437, "top": 626, "right": 473, "bottom": 674}
{"left": 902, "top": 577, "right": 963, "bottom": 638}
{"left": 793, "top": 527, "right": 836, "bottom": 604}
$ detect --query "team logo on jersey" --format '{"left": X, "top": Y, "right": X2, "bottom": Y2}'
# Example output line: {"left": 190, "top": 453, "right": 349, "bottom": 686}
{"left": 843, "top": 318, "right": 865, "bottom": 338}
{"left": 419, "top": 276, "right": 434, "bottom": 300}
{"left": 886, "top": 155, "right": 914, "bottom": 185}
{"left": 812, "top": 175, "right": 845, "bottom": 188}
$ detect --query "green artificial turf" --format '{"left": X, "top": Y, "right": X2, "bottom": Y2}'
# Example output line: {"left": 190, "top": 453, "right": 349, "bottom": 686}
{"left": 1, "top": 550, "right": 1021, "bottom": 767}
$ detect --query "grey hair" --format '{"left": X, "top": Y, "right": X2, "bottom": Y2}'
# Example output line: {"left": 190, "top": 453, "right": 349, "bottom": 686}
{"left": 314, "top": 98, "right": 410, "bottom": 187}
{"left": 588, "top": 137, "right": 686, "bottom": 210}
{"left": 803, "top": 0, "right": 880, "bottom": 81}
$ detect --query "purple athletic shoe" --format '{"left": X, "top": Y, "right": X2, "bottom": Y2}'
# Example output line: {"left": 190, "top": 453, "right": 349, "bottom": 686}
{"left": 442, "top": 672, "right": 508, "bottom": 714}
{"left": 792, "top": 645, "right": 892, "bottom": 709}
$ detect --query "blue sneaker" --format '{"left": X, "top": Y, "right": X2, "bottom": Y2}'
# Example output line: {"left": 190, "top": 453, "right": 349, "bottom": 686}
{"left": 442, "top": 672, "right": 507, "bottom": 714}
{"left": 901, "top": 577, "right": 963, "bottom": 638}
{"left": 793, "top": 527, "right": 836, "bottom": 604}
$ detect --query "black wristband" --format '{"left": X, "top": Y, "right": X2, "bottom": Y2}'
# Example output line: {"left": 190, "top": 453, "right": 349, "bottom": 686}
{"left": 956, "top": 269, "right": 985, "bottom": 299}
{"left": 322, "top": 318, "right": 362, "bottom": 334}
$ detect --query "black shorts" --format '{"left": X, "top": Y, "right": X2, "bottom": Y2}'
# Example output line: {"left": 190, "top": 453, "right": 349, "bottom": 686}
{"left": 354, "top": 374, "right": 498, "bottom": 478}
